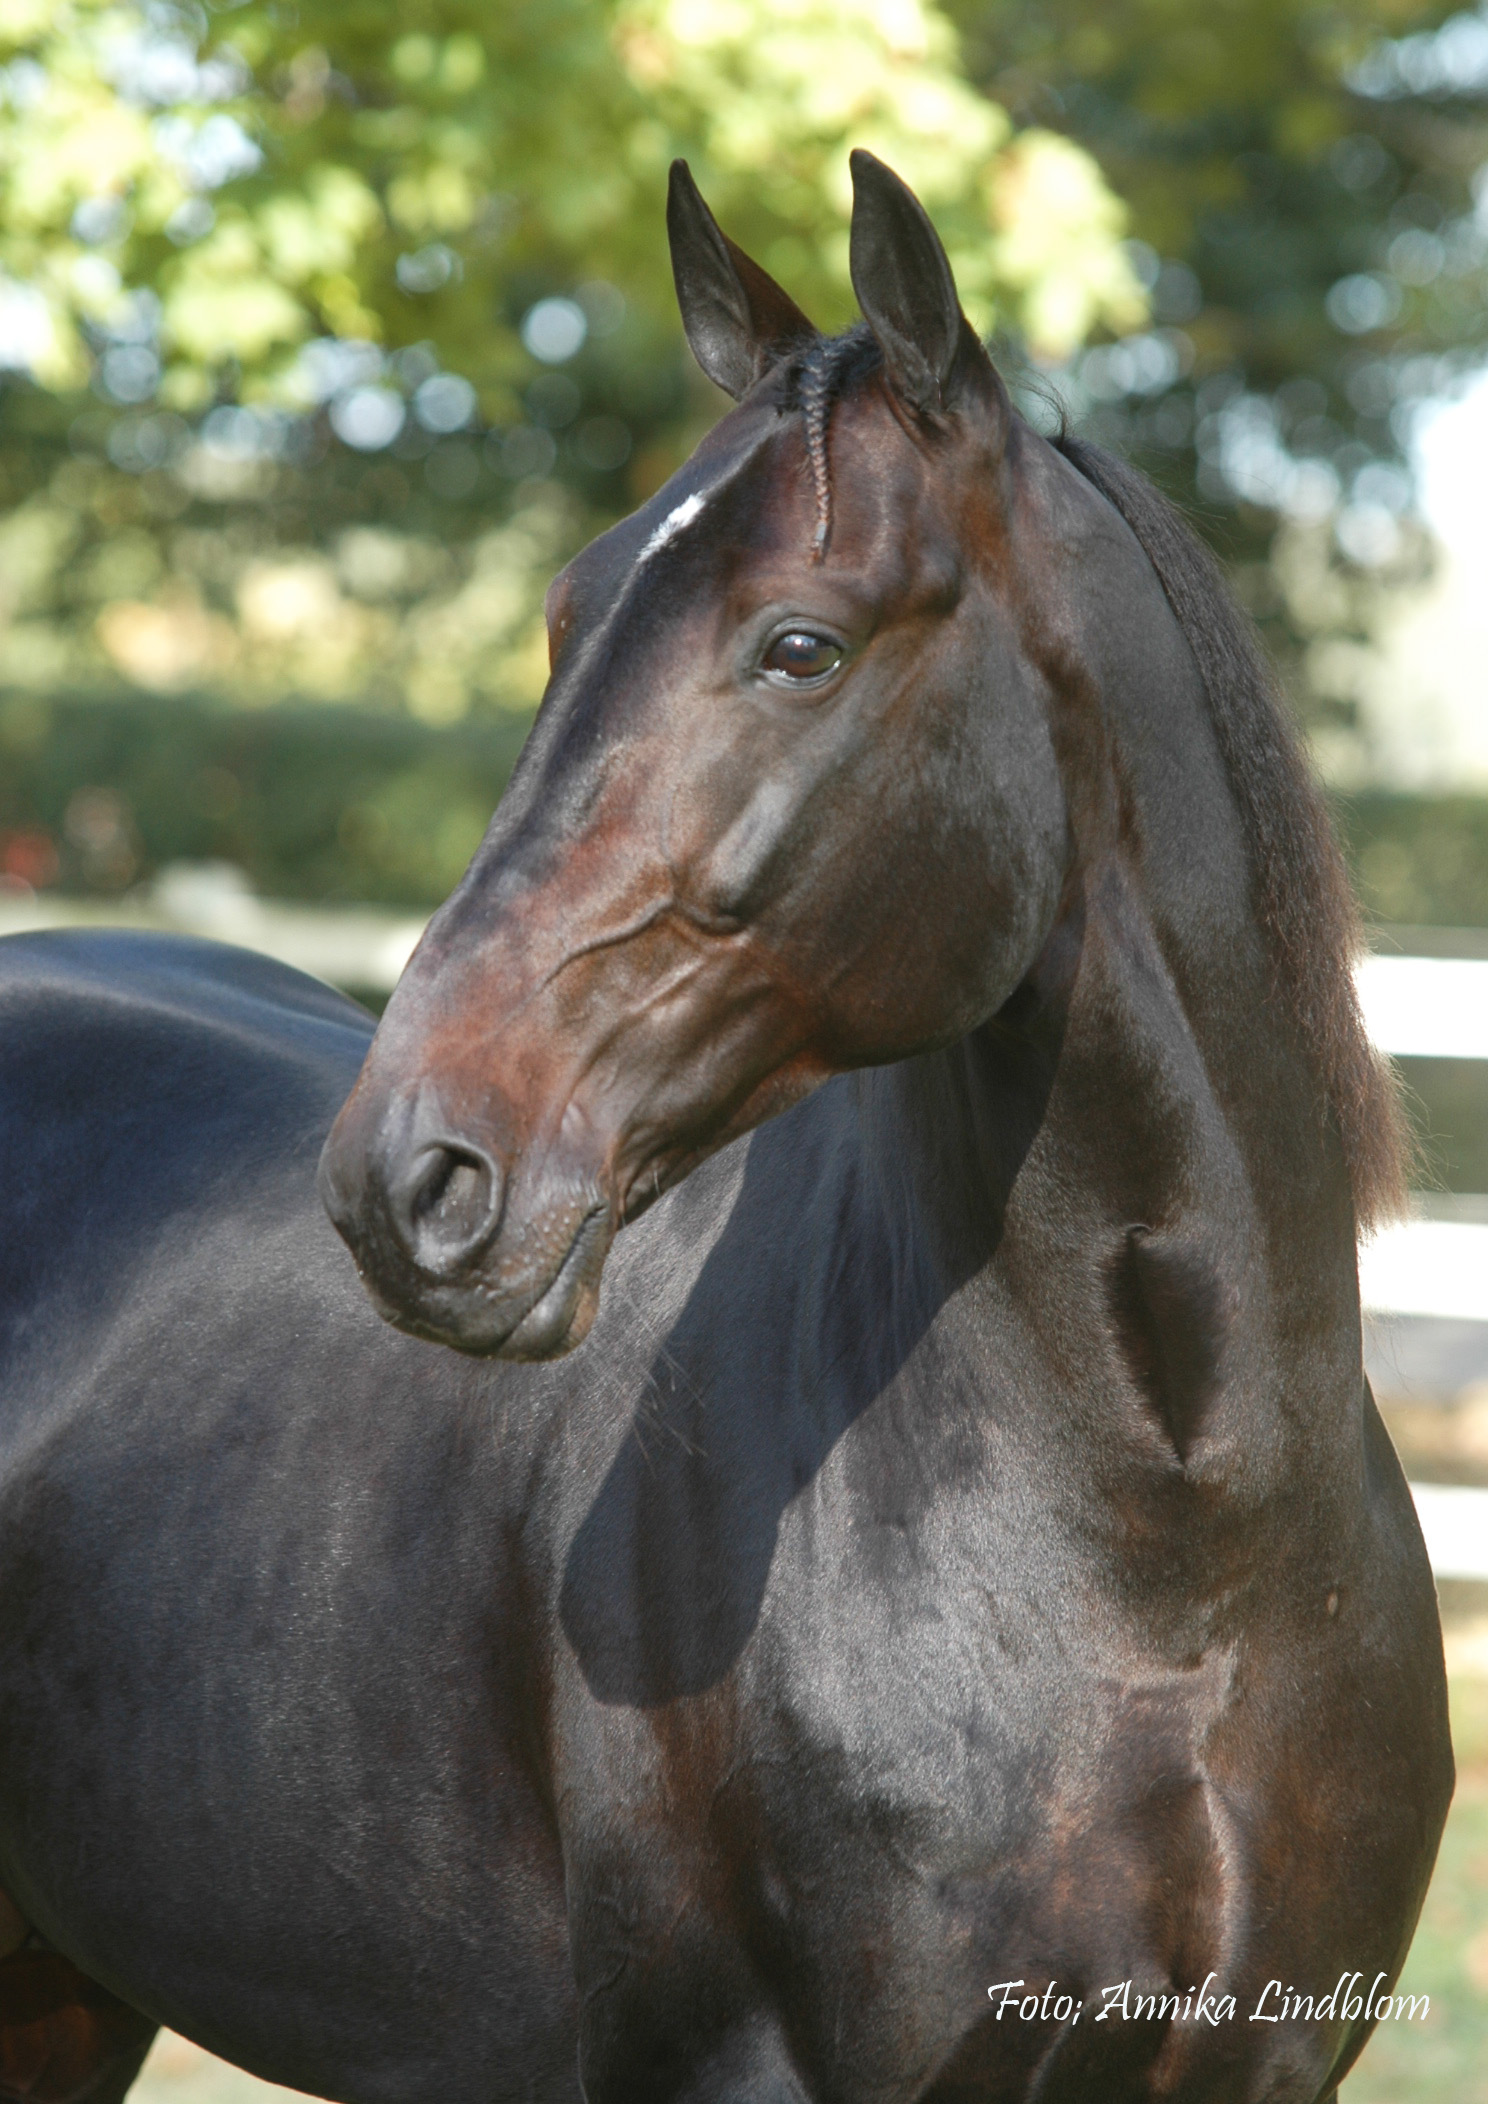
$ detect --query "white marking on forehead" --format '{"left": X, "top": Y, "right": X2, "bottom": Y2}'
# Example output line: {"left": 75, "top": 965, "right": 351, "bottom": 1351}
{"left": 635, "top": 489, "right": 708, "bottom": 567}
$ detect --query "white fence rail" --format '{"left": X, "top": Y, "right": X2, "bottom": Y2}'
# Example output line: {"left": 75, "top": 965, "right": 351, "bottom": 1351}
{"left": 1360, "top": 1218, "right": 1488, "bottom": 1322}
{"left": 1410, "top": 1483, "right": 1488, "bottom": 1579}
{"left": 1355, "top": 953, "right": 1488, "bottom": 1060}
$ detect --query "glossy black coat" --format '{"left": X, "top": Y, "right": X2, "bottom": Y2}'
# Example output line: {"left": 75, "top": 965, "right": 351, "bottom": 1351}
{"left": 0, "top": 152, "right": 1451, "bottom": 2104}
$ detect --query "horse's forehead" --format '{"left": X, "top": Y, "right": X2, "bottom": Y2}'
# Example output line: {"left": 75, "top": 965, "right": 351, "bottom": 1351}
{"left": 560, "top": 398, "right": 788, "bottom": 614}
{"left": 550, "top": 377, "right": 948, "bottom": 650}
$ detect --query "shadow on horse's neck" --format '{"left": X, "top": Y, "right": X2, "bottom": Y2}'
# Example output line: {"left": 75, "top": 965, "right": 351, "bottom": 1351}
{"left": 858, "top": 881, "right": 1082, "bottom": 1274}
{"left": 557, "top": 460, "right": 1347, "bottom": 1708}
{"left": 555, "top": 859, "right": 1240, "bottom": 1707}
{"left": 558, "top": 843, "right": 1262, "bottom": 1710}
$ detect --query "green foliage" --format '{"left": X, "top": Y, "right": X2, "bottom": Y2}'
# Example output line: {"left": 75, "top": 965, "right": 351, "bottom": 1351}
{"left": 954, "top": 0, "right": 1488, "bottom": 541}
{"left": 0, "top": 688, "right": 526, "bottom": 903}
{"left": 0, "top": 462, "right": 575, "bottom": 718}
{"left": 0, "top": 0, "right": 1148, "bottom": 726}
{"left": 0, "top": 0, "right": 1142, "bottom": 399}
{"left": 0, "top": 0, "right": 1486, "bottom": 912}
{"left": 941, "top": 0, "right": 1488, "bottom": 763}
{"left": 1339, "top": 790, "right": 1488, "bottom": 927}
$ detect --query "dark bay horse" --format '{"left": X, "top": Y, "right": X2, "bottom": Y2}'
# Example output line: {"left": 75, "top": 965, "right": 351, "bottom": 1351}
{"left": 0, "top": 154, "right": 1451, "bottom": 2104}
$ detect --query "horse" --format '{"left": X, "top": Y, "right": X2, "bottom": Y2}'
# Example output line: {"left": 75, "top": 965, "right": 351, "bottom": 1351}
{"left": 0, "top": 152, "right": 1451, "bottom": 2104}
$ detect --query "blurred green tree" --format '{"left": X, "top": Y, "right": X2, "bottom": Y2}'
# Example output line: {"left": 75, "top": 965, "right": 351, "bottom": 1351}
{"left": 951, "top": 0, "right": 1488, "bottom": 745}
{"left": 0, "top": 0, "right": 1145, "bottom": 746}
{"left": 0, "top": 0, "right": 1146, "bottom": 397}
{"left": 5, "top": 0, "right": 1488, "bottom": 911}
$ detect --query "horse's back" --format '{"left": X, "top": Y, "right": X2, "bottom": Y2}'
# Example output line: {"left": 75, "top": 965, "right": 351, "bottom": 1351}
{"left": 0, "top": 932, "right": 580, "bottom": 2102}
{"left": 0, "top": 926, "right": 373, "bottom": 1193}
{"left": 0, "top": 929, "right": 373, "bottom": 1357}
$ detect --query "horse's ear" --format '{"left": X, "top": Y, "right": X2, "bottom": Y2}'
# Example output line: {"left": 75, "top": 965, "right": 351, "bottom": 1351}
{"left": 848, "top": 149, "right": 996, "bottom": 423}
{"left": 667, "top": 161, "right": 818, "bottom": 399}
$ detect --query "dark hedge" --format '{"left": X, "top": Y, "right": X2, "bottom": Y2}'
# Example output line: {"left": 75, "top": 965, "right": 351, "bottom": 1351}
{"left": 1338, "top": 792, "right": 1488, "bottom": 935}
{"left": 0, "top": 689, "right": 531, "bottom": 908}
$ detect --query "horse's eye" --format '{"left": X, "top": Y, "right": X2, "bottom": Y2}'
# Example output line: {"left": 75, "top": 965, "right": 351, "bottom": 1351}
{"left": 762, "top": 631, "right": 842, "bottom": 683}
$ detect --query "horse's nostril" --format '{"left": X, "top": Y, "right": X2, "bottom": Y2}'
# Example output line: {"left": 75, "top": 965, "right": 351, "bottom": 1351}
{"left": 399, "top": 1142, "right": 504, "bottom": 1272}
{"left": 412, "top": 1148, "right": 483, "bottom": 1229}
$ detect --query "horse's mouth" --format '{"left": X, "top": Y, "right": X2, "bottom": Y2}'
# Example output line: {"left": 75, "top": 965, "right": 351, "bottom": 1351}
{"left": 499, "top": 1206, "right": 613, "bottom": 1360}
{"left": 355, "top": 1200, "right": 613, "bottom": 1361}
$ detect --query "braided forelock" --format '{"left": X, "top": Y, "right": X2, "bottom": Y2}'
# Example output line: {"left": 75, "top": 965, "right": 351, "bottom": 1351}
{"left": 786, "top": 325, "right": 880, "bottom": 560}
{"left": 798, "top": 353, "right": 835, "bottom": 556}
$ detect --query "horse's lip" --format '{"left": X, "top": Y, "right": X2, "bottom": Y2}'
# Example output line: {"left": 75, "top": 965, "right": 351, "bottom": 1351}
{"left": 362, "top": 1201, "right": 610, "bottom": 1360}
{"left": 498, "top": 1206, "right": 611, "bottom": 1359}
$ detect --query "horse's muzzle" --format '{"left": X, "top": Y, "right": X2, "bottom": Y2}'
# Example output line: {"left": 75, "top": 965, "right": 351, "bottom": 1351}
{"left": 318, "top": 1092, "right": 614, "bottom": 1359}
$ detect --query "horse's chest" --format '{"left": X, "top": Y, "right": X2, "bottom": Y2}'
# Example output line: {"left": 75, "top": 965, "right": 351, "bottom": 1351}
{"left": 561, "top": 1513, "right": 1087, "bottom": 2097}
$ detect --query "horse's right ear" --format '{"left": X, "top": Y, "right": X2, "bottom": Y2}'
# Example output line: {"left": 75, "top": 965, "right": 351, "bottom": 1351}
{"left": 667, "top": 162, "right": 818, "bottom": 399}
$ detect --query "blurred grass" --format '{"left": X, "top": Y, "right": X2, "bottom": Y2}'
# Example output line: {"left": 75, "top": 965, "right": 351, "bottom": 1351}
{"left": 133, "top": 2033, "right": 311, "bottom": 2104}
{"left": 1343, "top": 1633, "right": 1488, "bottom": 2103}
{"left": 128, "top": 1627, "right": 1488, "bottom": 2104}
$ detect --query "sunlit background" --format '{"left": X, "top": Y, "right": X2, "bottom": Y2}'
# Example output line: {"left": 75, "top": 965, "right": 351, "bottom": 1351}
{"left": 0, "top": 2, "right": 1486, "bottom": 2099}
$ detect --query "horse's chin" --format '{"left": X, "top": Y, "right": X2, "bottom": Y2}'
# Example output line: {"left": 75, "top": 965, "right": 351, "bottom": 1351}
{"left": 498, "top": 1208, "right": 612, "bottom": 1359}
{"left": 356, "top": 1206, "right": 613, "bottom": 1361}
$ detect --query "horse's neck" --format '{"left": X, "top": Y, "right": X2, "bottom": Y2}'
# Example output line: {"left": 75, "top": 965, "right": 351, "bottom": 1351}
{"left": 869, "top": 873, "right": 1270, "bottom": 1280}
{"left": 847, "top": 911, "right": 1356, "bottom": 1539}
{"left": 854, "top": 617, "right": 1359, "bottom": 1439}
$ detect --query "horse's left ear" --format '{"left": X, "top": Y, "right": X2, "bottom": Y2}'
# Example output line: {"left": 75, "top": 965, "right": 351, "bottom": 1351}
{"left": 668, "top": 161, "right": 819, "bottom": 399}
{"left": 848, "top": 150, "right": 1001, "bottom": 426}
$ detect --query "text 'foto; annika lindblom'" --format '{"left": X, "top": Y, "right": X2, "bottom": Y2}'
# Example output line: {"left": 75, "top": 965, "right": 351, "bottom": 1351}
{"left": 986, "top": 1973, "right": 1429, "bottom": 2026}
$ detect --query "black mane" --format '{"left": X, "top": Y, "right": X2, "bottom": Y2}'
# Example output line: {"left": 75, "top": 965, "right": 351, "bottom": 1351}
{"left": 1056, "top": 434, "right": 1407, "bottom": 1227}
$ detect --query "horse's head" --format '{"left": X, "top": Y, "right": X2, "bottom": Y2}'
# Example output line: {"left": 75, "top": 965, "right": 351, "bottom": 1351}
{"left": 319, "top": 154, "right": 1072, "bottom": 1357}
